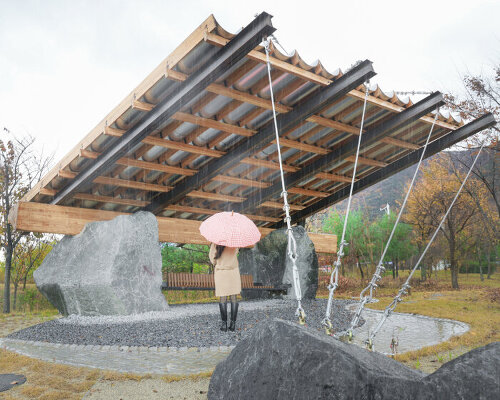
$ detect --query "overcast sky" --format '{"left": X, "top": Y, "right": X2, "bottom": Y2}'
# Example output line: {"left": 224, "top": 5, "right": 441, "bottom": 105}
{"left": 1, "top": 0, "right": 498, "bottom": 162}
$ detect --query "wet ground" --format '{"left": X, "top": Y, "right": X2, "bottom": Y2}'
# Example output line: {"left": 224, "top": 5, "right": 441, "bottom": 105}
{"left": 345, "top": 303, "right": 469, "bottom": 355}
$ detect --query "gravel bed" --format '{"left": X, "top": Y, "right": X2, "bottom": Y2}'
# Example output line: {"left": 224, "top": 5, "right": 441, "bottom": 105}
{"left": 8, "top": 299, "right": 358, "bottom": 348}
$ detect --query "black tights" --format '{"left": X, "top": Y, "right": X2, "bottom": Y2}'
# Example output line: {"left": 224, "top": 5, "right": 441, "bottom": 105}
{"left": 219, "top": 295, "right": 237, "bottom": 304}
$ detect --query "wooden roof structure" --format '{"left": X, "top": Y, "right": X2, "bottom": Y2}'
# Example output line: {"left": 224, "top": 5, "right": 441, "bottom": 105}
{"left": 10, "top": 12, "right": 496, "bottom": 253}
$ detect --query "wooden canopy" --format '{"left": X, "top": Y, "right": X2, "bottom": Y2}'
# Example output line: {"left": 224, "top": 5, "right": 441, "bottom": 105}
{"left": 10, "top": 12, "right": 495, "bottom": 254}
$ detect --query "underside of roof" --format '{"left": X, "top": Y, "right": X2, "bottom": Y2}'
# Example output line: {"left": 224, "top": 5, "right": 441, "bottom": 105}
{"left": 21, "top": 12, "right": 494, "bottom": 230}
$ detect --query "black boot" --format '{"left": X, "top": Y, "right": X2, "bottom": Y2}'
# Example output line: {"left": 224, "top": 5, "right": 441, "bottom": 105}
{"left": 228, "top": 302, "right": 239, "bottom": 332}
{"left": 219, "top": 302, "right": 227, "bottom": 332}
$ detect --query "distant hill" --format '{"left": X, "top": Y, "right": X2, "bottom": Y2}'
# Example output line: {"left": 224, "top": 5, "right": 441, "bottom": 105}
{"left": 310, "top": 148, "right": 491, "bottom": 224}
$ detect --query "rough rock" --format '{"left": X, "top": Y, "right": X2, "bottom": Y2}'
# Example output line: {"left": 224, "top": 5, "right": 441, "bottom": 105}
{"left": 208, "top": 319, "right": 499, "bottom": 400}
{"left": 238, "top": 226, "right": 318, "bottom": 300}
{"left": 34, "top": 212, "right": 168, "bottom": 316}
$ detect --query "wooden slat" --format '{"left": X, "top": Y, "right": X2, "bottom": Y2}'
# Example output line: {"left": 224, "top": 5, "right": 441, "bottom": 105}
{"left": 79, "top": 149, "right": 198, "bottom": 176}
{"left": 132, "top": 100, "right": 155, "bottom": 112}
{"left": 348, "top": 89, "right": 459, "bottom": 130}
{"left": 172, "top": 112, "right": 256, "bottom": 137}
{"left": 166, "top": 69, "right": 291, "bottom": 113}
{"left": 56, "top": 171, "right": 172, "bottom": 193}
{"left": 212, "top": 175, "right": 271, "bottom": 188}
{"left": 164, "top": 204, "right": 280, "bottom": 223}
{"left": 241, "top": 157, "right": 298, "bottom": 172}
{"left": 143, "top": 136, "right": 225, "bottom": 157}
{"left": 345, "top": 155, "right": 388, "bottom": 168}
{"left": 315, "top": 172, "right": 355, "bottom": 183}
{"left": 380, "top": 136, "right": 420, "bottom": 150}
{"left": 260, "top": 201, "right": 304, "bottom": 211}
{"left": 73, "top": 193, "right": 148, "bottom": 207}
{"left": 94, "top": 176, "right": 172, "bottom": 192}
{"left": 187, "top": 191, "right": 245, "bottom": 203}
{"left": 287, "top": 187, "right": 329, "bottom": 198}
{"left": 306, "top": 114, "right": 361, "bottom": 135}
{"left": 272, "top": 138, "right": 329, "bottom": 155}
{"left": 204, "top": 33, "right": 333, "bottom": 87}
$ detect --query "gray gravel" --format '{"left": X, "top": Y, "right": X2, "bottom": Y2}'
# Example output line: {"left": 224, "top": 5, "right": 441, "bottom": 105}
{"left": 8, "top": 299, "right": 358, "bottom": 348}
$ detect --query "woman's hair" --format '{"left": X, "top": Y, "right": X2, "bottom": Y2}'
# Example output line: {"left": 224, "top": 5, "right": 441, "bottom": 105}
{"left": 214, "top": 245, "right": 225, "bottom": 260}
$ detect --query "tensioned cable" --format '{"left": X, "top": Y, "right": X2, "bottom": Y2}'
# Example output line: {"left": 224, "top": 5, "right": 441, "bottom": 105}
{"left": 343, "top": 109, "right": 440, "bottom": 341}
{"left": 321, "top": 81, "right": 370, "bottom": 335}
{"left": 365, "top": 142, "right": 485, "bottom": 351}
{"left": 264, "top": 39, "right": 305, "bottom": 324}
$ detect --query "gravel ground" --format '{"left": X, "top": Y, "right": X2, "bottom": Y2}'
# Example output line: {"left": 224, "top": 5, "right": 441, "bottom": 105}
{"left": 8, "top": 299, "right": 357, "bottom": 348}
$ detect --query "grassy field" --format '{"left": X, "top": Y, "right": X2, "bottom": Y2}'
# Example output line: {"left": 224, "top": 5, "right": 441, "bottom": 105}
{"left": 0, "top": 271, "right": 498, "bottom": 397}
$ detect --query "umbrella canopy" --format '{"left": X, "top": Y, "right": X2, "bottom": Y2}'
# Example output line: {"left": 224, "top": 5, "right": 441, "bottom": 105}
{"left": 199, "top": 211, "right": 261, "bottom": 247}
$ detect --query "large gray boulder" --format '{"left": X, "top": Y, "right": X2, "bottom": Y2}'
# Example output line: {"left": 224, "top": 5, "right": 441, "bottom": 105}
{"left": 238, "top": 226, "right": 318, "bottom": 300}
{"left": 34, "top": 212, "right": 168, "bottom": 316}
{"left": 208, "top": 319, "right": 499, "bottom": 400}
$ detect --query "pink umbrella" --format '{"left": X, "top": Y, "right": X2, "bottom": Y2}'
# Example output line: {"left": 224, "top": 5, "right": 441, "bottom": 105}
{"left": 199, "top": 211, "right": 261, "bottom": 247}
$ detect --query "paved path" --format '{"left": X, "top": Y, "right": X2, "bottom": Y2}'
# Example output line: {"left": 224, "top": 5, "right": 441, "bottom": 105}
{"left": 0, "top": 337, "right": 233, "bottom": 374}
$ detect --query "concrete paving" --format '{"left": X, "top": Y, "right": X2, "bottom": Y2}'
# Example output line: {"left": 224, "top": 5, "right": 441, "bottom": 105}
{"left": 0, "top": 338, "right": 233, "bottom": 375}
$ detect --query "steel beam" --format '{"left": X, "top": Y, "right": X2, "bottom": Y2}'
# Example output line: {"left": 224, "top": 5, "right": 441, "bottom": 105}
{"left": 50, "top": 12, "right": 276, "bottom": 205}
{"left": 143, "top": 59, "right": 376, "bottom": 214}
{"left": 234, "top": 92, "right": 445, "bottom": 214}
{"left": 271, "top": 113, "right": 496, "bottom": 228}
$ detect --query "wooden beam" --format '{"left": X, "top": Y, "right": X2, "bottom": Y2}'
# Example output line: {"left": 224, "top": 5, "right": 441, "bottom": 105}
{"left": 315, "top": 172, "right": 355, "bottom": 183}
{"left": 56, "top": 171, "right": 172, "bottom": 193}
{"left": 348, "top": 89, "right": 459, "bottom": 131}
{"left": 9, "top": 202, "right": 337, "bottom": 253}
{"left": 187, "top": 191, "right": 245, "bottom": 203}
{"left": 260, "top": 201, "right": 304, "bottom": 211}
{"left": 306, "top": 115, "right": 361, "bottom": 135}
{"left": 73, "top": 193, "right": 147, "bottom": 207}
{"left": 272, "top": 138, "right": 329, "bottom": 155}
{"left": 241, "top": 157, "right": 298, "bottom": 172}
{"left": 143, "top": 136, "right": 225, "bottom": 157}
{"left": 132, "top": 100, "right": 155, "bottom": 112}
{"left": 166, "top": 69, "right": 291, "bottom": 113}
{"left": 204, "top": 33, "right": 333, "bottom": 87}
{"left": 172, "top": 112, "right": 256, "bottom": 137}
{"left": 164, "top": 204, "right": 280, "bottom": 222}
{"left": 79, "top": 149, "right": 197, "bottom": 176}
{"left": 104, "top": 127, "right": 226, "bottom": 157}
{"left": 212, "top": 175, "right": 271, "bottom": 188}
{"left": 287, "top": 187, "right": 330, "bottom": 197}
{"left": 345, "top": 155, "right": 388, "bottom": 168}
{"left": 380, "top": 136, "right": 420, "bottom": 150}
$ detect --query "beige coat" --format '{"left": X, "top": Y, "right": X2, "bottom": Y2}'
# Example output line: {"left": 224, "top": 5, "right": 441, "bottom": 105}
{"left": 209, "top": 243, "right": 241, "bottom": 297}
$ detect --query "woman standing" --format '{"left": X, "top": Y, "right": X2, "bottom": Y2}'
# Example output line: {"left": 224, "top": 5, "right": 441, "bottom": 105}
{"left": 209, "top": 243, "right": 240, "bottom": 332}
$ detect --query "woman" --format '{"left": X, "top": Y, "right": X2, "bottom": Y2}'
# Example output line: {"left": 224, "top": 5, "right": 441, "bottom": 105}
{"left": 209, "top": 243, "right": 241, "bottom": 332}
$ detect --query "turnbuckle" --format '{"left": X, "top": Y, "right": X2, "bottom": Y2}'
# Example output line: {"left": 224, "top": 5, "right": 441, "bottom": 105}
{"left": 322, "top": 318, "right": 333, "bottom": 335}
{"left": 298, "top": 309, "right": 306, "bottom": 325}
{"left": 365, "top": 338, "right": 374, "bottom": 351}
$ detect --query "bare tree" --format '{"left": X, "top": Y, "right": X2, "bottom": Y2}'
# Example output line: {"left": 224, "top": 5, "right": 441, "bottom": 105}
{"left": 1, "top": 128, "right": 52, "bottom": 313}
{"left": 445, "top": 64, "right": 500, "bottom": 218}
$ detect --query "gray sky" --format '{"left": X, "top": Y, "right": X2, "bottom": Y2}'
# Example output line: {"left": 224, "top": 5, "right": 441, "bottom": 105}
{"left": 1, "top": 0, "right": 499, "bottom": 161}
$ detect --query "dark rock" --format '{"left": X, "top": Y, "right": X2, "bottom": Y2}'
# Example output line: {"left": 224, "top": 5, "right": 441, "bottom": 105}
{"left": 0, "top": 374, "right": 26, "bottom": 392}
{"left": 208, "top": 319, "right": 499, "bottom": 400}
{"left": 239, "top": 226, "right": 318, "bottom": 300}
{"left": 34, "top": 212, "right": 168, "bottom": 316}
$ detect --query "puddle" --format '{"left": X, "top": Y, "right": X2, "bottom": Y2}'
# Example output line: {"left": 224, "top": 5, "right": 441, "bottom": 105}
{"left": 345, "top": 303, "right": 469, "bottom": 355}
